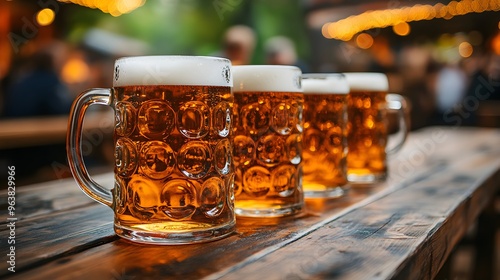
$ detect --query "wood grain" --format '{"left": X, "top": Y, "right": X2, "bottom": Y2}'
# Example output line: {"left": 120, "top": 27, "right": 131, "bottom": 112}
{"left": 211, "top": 145, "right": 500, "bottom": 280}
{"left": 0, "top": 173, "right": 114, "bottom": 223}
{"left": 0, "top": 205, "right": 116, "bottom": 277}
{"left": 0, "top": 181, "right": 387, "bottom": 278}
{"left": 1, "top": 127, "right": 499, "bottom": 280}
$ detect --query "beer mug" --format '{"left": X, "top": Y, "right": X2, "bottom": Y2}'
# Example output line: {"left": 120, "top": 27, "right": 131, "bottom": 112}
{"left": 302, "top": 74, "right": 349, "bottom": 198}
{"left": 67, "top": 56, "right": 235, "bottom": 244}
{"left": 344, "top": 72, "right": 408, "bottom": 183}
{"left": 232, "top": 65, "right": 304, "bottom": 217}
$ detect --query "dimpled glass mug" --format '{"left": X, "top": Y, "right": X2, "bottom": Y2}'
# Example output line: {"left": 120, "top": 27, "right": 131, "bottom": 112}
{"left": 301, "top": 74, "right": 349, "bottom": 198}
{"left": 344, "top": 72, "right": 409, "bottom": 184}
{"left": 231, "top": 65, "right": 304, "bottom": 217}
{"left": 67, "top": 56, "right": 236, "bottom": 244}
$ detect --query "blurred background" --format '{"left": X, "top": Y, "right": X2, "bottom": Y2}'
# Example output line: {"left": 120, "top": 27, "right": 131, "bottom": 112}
{"left": 0, "top": 0, "right": 499, "bottom": 184}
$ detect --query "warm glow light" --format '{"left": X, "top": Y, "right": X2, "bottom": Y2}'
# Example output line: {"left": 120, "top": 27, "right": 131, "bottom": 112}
{"left": 492, "top": 33, "right": 500, "bottom": 55}
{"left": 356, "top": 33, "right": 374, "bottom": 49}
{"left": 36, "top": 8, "right": 55, "bottom": 26}
{"left": 458, "top": 42, "right": 473, "bottom": 57}
{"left": 62, "top": 58, "right": 90, "bottom": 84}
{"left": 109, "top": 1, "right": 121, "bottom": 17}
{"left": 117, "top": 0, "right": 143, "bottom": 14}
{"left": 60, "top": 0, "right": 146, "bottom": 16}
{"left": 322, "top": 24, "right": 331, "bottom": 39}
{"left": 324, "top": 0, "right": 500, "bottom": 41}
{"left": 393, "top": 22, "right": 410, "bottom": 36}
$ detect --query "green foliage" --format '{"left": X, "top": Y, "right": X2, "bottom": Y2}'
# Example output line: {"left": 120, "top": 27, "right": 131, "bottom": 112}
{"left": 64, "top": 0, "right": 310, "bottom": 63}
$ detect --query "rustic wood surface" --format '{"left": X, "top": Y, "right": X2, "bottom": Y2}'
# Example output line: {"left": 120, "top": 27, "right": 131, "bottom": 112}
{"left": 0, "top": 127, "right": 499, "bottom": 280}
{"left": 0, "top": 173, "right": 113, "bottom": 223}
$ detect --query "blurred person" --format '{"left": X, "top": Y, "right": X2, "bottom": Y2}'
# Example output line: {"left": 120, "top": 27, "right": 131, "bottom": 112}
{"left": 219, "top": 25, "right": 256, "bottom": 65}
{"left": 460, "top": 52, "right": 500, "bottom": 126}
{"left": 466, "top": 53, "right": 500, "bottom": 101}
{"left": 487, "top": 54, "right": 500, "bottom": 98}
{"left": 264, "top": 36, "right": 310, "bottom": 72}
{"left": 1, "top": 47, "right": 73, "bottom": 184}
{"left": 435, "top": 63, "right": 468, "bottom": 114}
{"left": 397, "top": 45, "right": 436, "bottom": 130}
{"left": 3, "top": 49, "right": 72, "bottom": 118}
{"left": 429, "top": 62, "right": 471, "bottom": 126}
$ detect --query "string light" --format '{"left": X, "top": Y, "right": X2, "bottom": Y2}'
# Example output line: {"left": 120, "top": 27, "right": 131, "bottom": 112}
{"left": 324, "top": 0, "right": 500, "bottom": 41}
{"left": 59, "top": 0, "right": 146, "bottom": 16}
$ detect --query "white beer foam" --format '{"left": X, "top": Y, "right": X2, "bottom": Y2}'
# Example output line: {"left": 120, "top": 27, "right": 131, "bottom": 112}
{"left": 232, "top": 65, "right": 302, "bottom": 93}
{"left": 302, "top": 74, "right": 350, "bottom": 95}
{"left": 343, "top": 72, "right": 388, "bottom": 92}
{"left": 113, "top": 56, "right": 232, "bottom": 87}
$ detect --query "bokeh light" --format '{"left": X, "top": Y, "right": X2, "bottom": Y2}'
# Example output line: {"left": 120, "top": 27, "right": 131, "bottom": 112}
{"left": 458, "top": 42, "right": 473, "bottom": 57}
{"left": 62, "top": 58, "right": 90, "bottom": 84}
{"left": 492, "top": 33, "right": 500, "bottom": 55}
{"left": 36, "top": 8, "right": 55, "bottom": 26}
{"left": 393, "top": 22, "right": 411, "bottom": 36}
{"left": 356, "top": 33, "right": 374, "bottom": 49}
{"left": 321, "top": 24, "right": 331, "bottom": 39}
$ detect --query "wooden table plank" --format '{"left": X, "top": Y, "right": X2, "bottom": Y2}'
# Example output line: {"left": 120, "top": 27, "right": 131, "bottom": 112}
{"left": 0, "top": 179, "right": 387, "bottom": 277}
{"left": 2, "top": 127, "right": 499, "bottom": 279}
{"left": 0, "top": 205, "right": 116, "bottom": 276}
{"left": 211, "top": 145, "right": 500, "bottom": 280}
{"left": 0, "top": 173, "right": 114, "bottom": 223}
{"left": 2, "top": 132, "right": 446, "bottom": 278}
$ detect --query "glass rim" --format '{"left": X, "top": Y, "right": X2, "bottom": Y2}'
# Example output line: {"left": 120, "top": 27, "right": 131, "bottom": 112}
{"left": 343, "top": 72, "right": 389, "bottom": 92}
{"left": 232, "top": 65, "right": 302, "bottom": 93}
{"left": 302, "top": 73, "right": 349, "bottom": 95}
{"left": 113, "top": 55, "right": 233, "bottom": 87}
{"left": 115, "top": 55, "right": 231, "bottom": 64}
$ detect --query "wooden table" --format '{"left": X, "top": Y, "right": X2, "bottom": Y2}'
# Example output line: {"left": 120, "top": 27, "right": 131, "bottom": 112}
{"left": 1, "top": 127, "right": 499, "bottom": 279}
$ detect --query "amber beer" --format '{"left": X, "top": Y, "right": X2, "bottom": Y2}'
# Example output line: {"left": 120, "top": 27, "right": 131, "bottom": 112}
{"left": 302, "top": 74, "right": 349, "bottom": 198}
{"left": 344, "top": 73, "right": 408, "bottom": 183}
{"left": 67, "top": 56, "right": 235, "bottom": 244}
{"left": 232, "top": 65, "right": 304, "bottom": 217}
{"left": 113, "top": 85, "right": 234, "bottom": 235}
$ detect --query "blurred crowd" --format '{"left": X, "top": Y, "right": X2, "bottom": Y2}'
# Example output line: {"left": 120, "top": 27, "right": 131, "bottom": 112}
{"left": 387, "top": 43, "right": 500, "bottom": 130}
{"left": 2, "top": 25, "right": 500, "bottom": 129}
{"left": 0, "top": 34, "right": 123, "bottom": 184}
{"left": 1, "top": 45, "right": 72, "bottom": 118}
{"left": 0, "top": 35, "right": 123, "bottom": 118}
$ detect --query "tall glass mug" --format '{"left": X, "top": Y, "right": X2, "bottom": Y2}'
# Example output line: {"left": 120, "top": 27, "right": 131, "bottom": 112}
{"left": 232, "top": 65, "right": 304, "bottom": 217}
{"left": 344, "top": 73, "right": 408, "bottom": 183}
{"left": 302, "top": 74, "right": 349, "bottom": 198}
{"left": 67, "top": 56, "right": 235, "bottom": 244}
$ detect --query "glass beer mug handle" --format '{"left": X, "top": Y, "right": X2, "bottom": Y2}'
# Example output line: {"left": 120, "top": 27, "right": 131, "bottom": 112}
{"left": 386, "top": 93, "right": 409, "bottom": 155}
{"left": 67, "top": 88, "right": 113, "bottom": 207}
